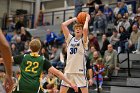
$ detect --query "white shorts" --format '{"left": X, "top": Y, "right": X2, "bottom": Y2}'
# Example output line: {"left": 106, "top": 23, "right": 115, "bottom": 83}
{"left": 61, "top": 73, "right": 88, "bottom": 88}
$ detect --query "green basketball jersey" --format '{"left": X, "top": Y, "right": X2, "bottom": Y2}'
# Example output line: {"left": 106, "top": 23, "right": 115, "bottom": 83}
{"left": 13, "top": 53, "right": 52, "bottom": 93}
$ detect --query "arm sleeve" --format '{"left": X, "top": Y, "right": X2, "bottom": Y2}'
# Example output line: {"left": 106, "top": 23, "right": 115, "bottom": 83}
{"left": 43, "top": 59, "right": 52, "bottom": 72}
{"left": 13, "top": 55, "right": 24, "bottom": 64}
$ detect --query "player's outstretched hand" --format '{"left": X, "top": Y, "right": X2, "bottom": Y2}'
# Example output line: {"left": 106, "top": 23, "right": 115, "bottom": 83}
{"left": 70, "top": 83, "right": 78, "bottom": 92}
{"left": 4, "top": 75, "right": 14, "bottom": 93}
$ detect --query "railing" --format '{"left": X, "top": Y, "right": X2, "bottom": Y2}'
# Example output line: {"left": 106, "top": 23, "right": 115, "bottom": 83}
{"left": 0, "top": 0, "right": 138, "bottom": 28}
{"left": 0, "top": 14, "right": 34, "bottom": 29}
{"left": 117, "top": 50, "right": 131, "bottom": 77}
{"left": 43, "top": 0, "right": 137, "bottom": 25}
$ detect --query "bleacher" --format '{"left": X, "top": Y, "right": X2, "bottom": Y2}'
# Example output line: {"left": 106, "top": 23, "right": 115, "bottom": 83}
{"left": 1, "top": 0, "right": 140, "bottom": 93}
{"left": 27, "top": 25, "right": 61, "bottom": 41}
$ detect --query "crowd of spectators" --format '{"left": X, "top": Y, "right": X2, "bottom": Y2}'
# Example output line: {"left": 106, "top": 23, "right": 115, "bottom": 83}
{"left": 0, "top": 0, "right": 140, "bottom": 92}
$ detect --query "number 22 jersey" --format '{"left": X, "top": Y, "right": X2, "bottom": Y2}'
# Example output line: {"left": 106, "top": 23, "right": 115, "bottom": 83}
{"left": 13, "top": 53, "right": 52, "bottom": 93}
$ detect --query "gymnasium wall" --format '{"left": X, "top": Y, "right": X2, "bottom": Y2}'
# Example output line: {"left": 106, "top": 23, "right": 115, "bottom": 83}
{"left": 0, "top": 0, "right": 32, "bottom": 27}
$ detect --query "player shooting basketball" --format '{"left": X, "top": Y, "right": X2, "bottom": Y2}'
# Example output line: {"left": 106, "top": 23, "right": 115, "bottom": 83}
{"left": 60, "top": 12, "right": 93, "bottom": 93}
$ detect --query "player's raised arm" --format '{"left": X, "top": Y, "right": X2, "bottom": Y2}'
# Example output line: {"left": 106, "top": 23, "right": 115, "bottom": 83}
{"left": 0, "top": 28, "right": 13, "bottom": 93}
{"left": 83, "top": 13, "right": 90, "bottom": 43}
{"left": 61, "top": 17, "right": 77, "bottom": 39}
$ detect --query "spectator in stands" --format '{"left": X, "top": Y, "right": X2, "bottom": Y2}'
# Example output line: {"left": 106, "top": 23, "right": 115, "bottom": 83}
{"left": 50, "top": 46, "right": 61, "bottom": 68}
{"left": 11, "top": 43, "right": 19, "bottom": 56}
{"left": 86, "top": 0, "right": 95, "bottom": 15}
{"left": 86, "top": 0, "right": 103, "bottom": 15}
{"left": 133, "top": 37, "right": 140, "bottom": 54}
{"left": 20, "top": 27, "right": 32, "bottom": 42}
{"left": 15, "top": 15, "right": 25, "bottom": 30}
{"left": 91, "top": 4, "right": 100, "bottom": 18}
{"left": 113, "top": 2, "right": 121, "bottom": 18}
{"left": 2, "top": 30, "right": 12, "bottom": 43}
{"left": 7, "top": 18, "right": 15, "bottom": 32}
{"left": 44, "top": 29, "right": 57, "bottom": 49}
{"left": 100, "top": 34, "right": 110, "bottom": 56}
{"left": 40, "top": 47, "right": 49, "bottom": 60}
{"left": 116, "top": 13, "right": 130, "bottom": 31}
{"left": 114, "top": 13, "right": 123, "bottom": 28}
{"left": 24, "top": 40, "right": 30, "bottom": 53}
{"left": 118, "top": 2, "right": 128, "bottom": 16}
{"left": 15, "top": 36, "right": 25, "bottom": 54}
{"left": 55, "top": 30, "right": 65, "bottom": 46}
{"left": 89, "top": 33, "right": 100, "bottom": 51}
{"left": 45, "top": 72, "right": 59, "bottom": 93}
{"left": 90, "top": 51, "right": 101, "bottom": 66}
{"left": 121, "top": 13, "right": 130, "bottom": 31}
{"left": 110, "top": 29, "right": 120, "bottom": 50}
{"left": 90, "top": 4, "right": 100, "bottom": 26}
{"left": 119, "top": 26, "right": 129, "bottom": 53}
{"left": 93, "top": 58, "right": 104, "bottom": 91}
{"left": 125, "top": 24, "right": 140, "bottom": 52}
{"left": 103, "top": 4, "right": 113, "bottom": 23}
{"left": 128, "top": 9, "right": 136, "bottom": 21}
{"left": 11, "top": 31, "right": 20, "bottom": 43}
{"left": 103, "top": 44, "right": 119, "bottom": 78}
{"left": 73, "top": 0, "right": 84, "bottom": 17}
{"left": 137, "top": 14, "right": 140, "bottom": 22}
{"left": 88, "top": 46, "right": 98, "bottom": 62}
{"left": 129, "top": 15, "right": 139, "bottom": 33}
{"left": 93, "top": 10, "right": 107, "bottom": 34}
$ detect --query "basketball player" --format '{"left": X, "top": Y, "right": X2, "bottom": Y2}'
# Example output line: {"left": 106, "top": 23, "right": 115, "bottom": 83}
{"left": 0, "top": 39, "right": 77, "bottom": 93}
{"left": 0, "top": 28, "right": 13, "bottom": 93}
{"left": 60, "top": 14, "right": 92, "bottom": 93}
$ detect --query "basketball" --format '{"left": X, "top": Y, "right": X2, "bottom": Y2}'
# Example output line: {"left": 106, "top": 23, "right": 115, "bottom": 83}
{"left": 77, "top": 12, "right": 87, "bottom": 24}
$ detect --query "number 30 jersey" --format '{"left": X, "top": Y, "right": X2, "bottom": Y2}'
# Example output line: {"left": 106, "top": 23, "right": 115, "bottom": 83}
{"left": 65, "top": 34, "right": 89, "bottom": 74}
{"left": 13, "top": 53, "right": 52, "bottom": 93}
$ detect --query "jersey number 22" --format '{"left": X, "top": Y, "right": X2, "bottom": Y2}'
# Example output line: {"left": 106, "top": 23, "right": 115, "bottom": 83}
{"left": 25, "top": 61, "right": 39, "bottom": 73}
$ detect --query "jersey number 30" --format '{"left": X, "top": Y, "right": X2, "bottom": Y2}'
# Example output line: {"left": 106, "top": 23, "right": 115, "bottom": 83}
{"left": 70, "top": 48, "right": 77, "bottom": 54}
{"left": 25, "top": 61, "right": 39, "bottom": 73}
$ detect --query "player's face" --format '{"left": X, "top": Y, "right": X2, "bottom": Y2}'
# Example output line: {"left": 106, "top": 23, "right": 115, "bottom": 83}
{"left": 74, "top": 27, "right": 83, "bottom": 36}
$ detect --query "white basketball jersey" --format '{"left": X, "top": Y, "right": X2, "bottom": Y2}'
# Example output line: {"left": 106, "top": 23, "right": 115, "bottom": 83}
{"left": 65, "top": 34, "right": 88, "bottom": 74}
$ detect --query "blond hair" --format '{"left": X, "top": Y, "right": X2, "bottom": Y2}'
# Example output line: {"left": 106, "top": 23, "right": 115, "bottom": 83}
{"left": 29, "top": 39, "right": 41, "bottom": 52}
{"left": 73, "top": 23, "right": 83, "bottom": 30}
